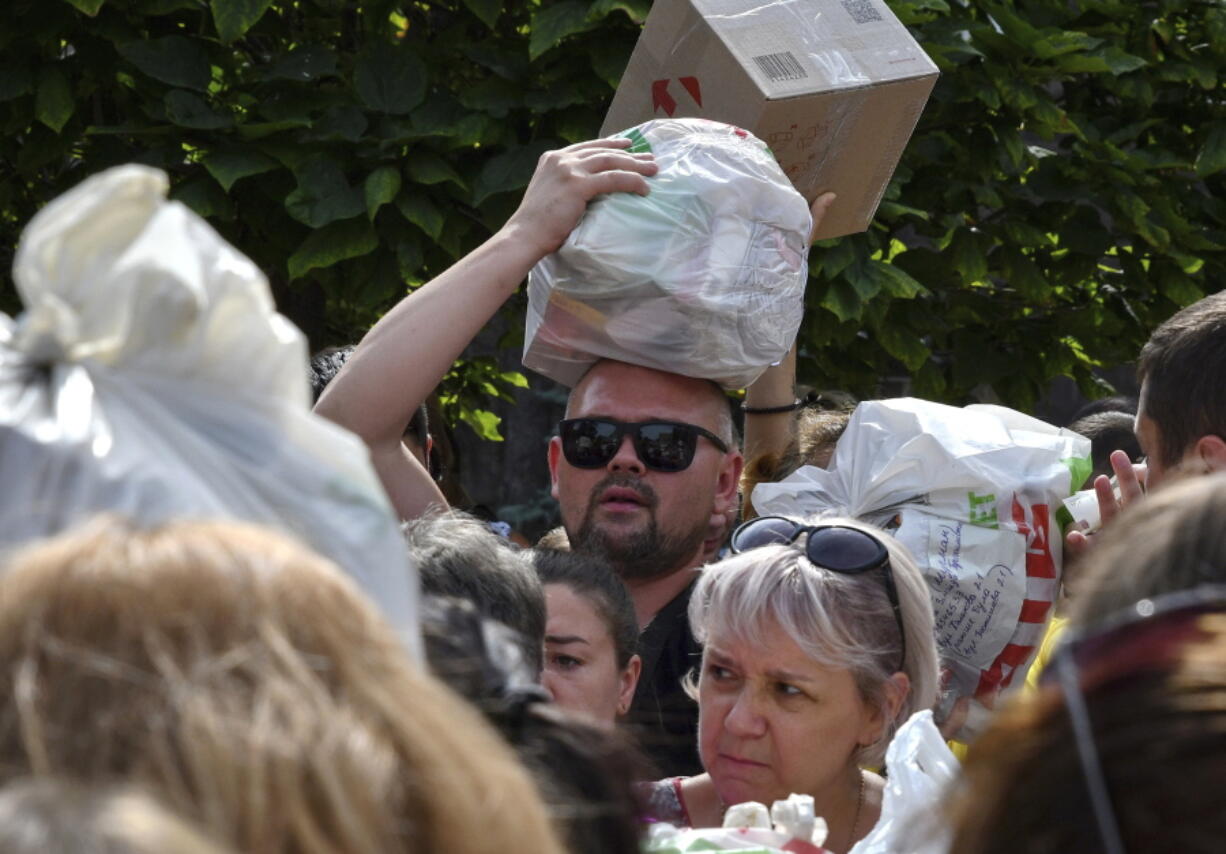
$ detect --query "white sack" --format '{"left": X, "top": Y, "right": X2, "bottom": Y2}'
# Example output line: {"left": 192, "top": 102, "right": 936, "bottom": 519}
{"left": 0, "top": 165, "right": 420, "bottom": 657}
{"left": 850, "top": 711, "right": 959, "bottom": 854}
{"left": 753, "top": 398, "right": 1091, "bottom": 738}
{"left": 524, "top": 118, "right": 812, "bottom": 389}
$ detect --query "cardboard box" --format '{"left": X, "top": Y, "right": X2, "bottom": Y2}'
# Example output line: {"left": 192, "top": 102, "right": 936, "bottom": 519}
{"left": 601, "top": 0, "right": 938, "bottom": 240}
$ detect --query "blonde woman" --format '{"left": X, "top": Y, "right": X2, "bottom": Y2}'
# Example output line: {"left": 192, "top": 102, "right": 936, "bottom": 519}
{"left": 645, "top": 516, "right": 939, "bottom": 854}
{"left": 0, "top": 516, "right": 564, "bottom": 854}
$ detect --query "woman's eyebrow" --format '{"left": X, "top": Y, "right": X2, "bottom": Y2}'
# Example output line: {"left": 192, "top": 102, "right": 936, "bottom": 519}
{"left": 764, "top": 667, "right": 817, "bottom": 684}
{"left": 545, "top": 634, "right": 590, "bottom": 646}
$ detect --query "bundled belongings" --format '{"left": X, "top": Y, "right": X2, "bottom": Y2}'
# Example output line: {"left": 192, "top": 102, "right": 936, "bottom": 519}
{"left": 753, "top": 399, "right": 1091, "bottom": 739}
{"left": 0, "top": 165, "right": 421, "bottom": 656}
{"left": 525, "top": 118, "right": 811, "bottom": 389}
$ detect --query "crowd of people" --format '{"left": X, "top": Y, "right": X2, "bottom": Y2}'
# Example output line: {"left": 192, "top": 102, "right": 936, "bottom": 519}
{"left": 0, "top": 134, "right": 1224, "bottom": 854}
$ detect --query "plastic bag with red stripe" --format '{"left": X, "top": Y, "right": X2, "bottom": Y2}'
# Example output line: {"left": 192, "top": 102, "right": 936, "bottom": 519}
{"left": 751, "top": 398, "right": 1090, "bottom": 740}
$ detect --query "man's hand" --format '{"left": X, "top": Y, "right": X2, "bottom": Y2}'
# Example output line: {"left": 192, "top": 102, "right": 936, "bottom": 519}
{"left": 808, "top": 191, "right": 837, "bottom": 243}
{"left": 1065, "top": 449, "right": 1148, "bottom": 558}
{"left": 504, "top": 137, "right": 658, "bottom": 258}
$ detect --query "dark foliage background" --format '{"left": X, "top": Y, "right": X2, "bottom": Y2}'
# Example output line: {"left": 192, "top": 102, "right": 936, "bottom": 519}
{"left": 1, "top": 0, "right": 1222, "bottom": 526}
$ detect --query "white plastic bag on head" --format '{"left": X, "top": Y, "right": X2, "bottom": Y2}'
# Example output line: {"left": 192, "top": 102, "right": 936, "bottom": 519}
{"left": 0, "top": 165, "right": 421, "bottom": 658}
{"left": 752, "top": 398, "right": 1091, "bottom": 739}
{"left": 524, "top": 118, "right": 812, "bottom": 389}
{"left": 849, "top": 711, "right": 958, "bottom": 854}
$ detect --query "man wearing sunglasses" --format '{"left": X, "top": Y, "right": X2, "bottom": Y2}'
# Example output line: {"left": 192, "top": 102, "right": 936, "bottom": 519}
{"left": 547, "top": 358, "right": 743, "bottom": 776}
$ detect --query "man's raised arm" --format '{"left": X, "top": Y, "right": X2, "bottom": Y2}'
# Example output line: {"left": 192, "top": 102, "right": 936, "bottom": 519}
{"left": 315, "top": 138, "right": 657, "bottom": 520}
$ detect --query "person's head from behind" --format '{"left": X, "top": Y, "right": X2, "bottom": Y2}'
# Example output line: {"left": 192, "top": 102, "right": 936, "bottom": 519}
{"left": 0, "top": 516, "right": 564, "bottom": 854}
{"left": 0, "top": 779, "right": 230, "bottom": 854}
{"left": 946, "top": 587, "right": 1226, "bottom": 854}
{"left": 529, "top": 548, "right": 642, "bottom": 727}
{"left": 741, "top": 405, "right": 853, "bottom": 520}
{"left": 1068, "top": 411, "right": 1143, "bottom": 486}
{"left": 406, "top": 510, "right": 546, "bottom": 673}
{"left": 1135, "top": 291, "right": 1226, "bottom": 489}
{"left": 688, "top": 516, "right": 939, "bottom": 808}
{"left": 548, "top": 359, "right": 744, "bottom": 582}
{"left": 417, "top": 594, "right": 647, "bottom": 854}
{"left": 1069, "top": 471, "right": 1226, "bottom": 626}
{"left": 309, "top": 344, "right": 432, "bottom": 466}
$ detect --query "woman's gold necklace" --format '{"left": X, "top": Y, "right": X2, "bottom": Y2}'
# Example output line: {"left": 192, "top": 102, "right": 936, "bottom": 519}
{"left": 842, "top": 770, "right": 866, "bottom": 853}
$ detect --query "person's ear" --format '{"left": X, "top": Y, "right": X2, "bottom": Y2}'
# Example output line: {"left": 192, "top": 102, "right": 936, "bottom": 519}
{"left": 548, "top": 436, "right": 563, "bottom": 500}
{"left": 859, "top": 671, "right": 910, "bottom": 747}
{"left": 616, "top": 654, "right": 642, "bottom": 717}
{"left": 713, "top": 450, "right": 745, "bottom": 516}
{"left": 1194, "top": 434, "right": 1226, "bottom": 474}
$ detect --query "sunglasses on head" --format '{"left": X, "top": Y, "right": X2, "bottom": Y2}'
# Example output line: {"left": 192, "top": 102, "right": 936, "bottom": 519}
{"left": 558, "top": 418, "right": 730, "bottom": 473}
{"left": 730, "top": 516, "right": 907, "bottom": 673}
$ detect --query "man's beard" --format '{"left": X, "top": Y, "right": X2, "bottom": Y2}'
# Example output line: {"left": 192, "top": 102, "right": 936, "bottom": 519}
{"left": 571, "top": 474, "right": 708, "bottom": 581}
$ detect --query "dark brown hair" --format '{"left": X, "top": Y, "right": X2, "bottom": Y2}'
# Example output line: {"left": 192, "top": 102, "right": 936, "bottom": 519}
{"left": 946, "top": 613, "right": 1226, "bottom": 854}
{"left": 1137, "top": 291, "right": 1226, "bottom": 468}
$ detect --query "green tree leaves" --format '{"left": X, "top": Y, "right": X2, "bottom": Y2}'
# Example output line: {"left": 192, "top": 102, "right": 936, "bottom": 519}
{"left": 285, "top": 156, "right": 365, "bottom": 228}
{"left": 364, "top": 166, "right": 401, "bottom": 220}
{"left": 117, "top": 37, "right": 211, "bottom": 90}
{"left": 35, "top": 68, "right": 73, "bottom": 132}
{"left": 2, "top": 0, "right": 1222, "bottom": 432}
{"left": 288, "top": 218, "right": 378, "bottom": 280}
{"left": 354, "top": 41, "right": 427, "bottom": 114}
{"left": 211, "top": 0, "right": 275, "bottom": 44}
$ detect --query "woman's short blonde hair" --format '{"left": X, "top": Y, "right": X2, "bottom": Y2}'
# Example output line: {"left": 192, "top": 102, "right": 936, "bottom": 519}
{"left": 689, "top": 516, "right": 939, "bottom": 766}
{"left": 0, "top": 516, "right": 564, "bottom": 854}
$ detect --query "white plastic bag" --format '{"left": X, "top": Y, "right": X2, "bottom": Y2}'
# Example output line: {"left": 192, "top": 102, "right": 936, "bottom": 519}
{"left": 645, "top": 793, "right": 828, "bottom": 853}
{"left": 0, "top": 165, "right": 420, "bottom": 657}
{"left": 524, "top": 118, "right": 812, "bottom": 389}
{"left": 849, "top": 711, "right": 958, "bottom": 854}
{"left": 752, "top": 398, "right": 1090, "bottom": 737}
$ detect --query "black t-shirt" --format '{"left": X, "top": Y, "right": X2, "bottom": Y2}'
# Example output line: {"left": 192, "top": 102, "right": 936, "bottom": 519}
{"left": 626, "top": 578, "right": 703, "bottom": 777}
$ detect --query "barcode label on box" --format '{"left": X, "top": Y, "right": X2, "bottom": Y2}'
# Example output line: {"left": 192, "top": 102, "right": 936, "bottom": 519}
{"left": 752, "top": 51, "right": 807, "bottom": 82}
{"left": 841, "top": 0, "right": 882, "bottom": 24}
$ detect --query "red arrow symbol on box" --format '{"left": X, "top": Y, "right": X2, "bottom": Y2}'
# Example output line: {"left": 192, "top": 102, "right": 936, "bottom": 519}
{"left": 679, "top": 76, "right": 702, "bottom": 106}
{"left": 651, "top": 79, "right": 676, "bottom": 116}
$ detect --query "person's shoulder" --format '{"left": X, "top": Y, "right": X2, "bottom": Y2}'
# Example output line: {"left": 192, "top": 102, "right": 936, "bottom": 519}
{"left": 638, "top": 777, "right": 689, "bottom": 825}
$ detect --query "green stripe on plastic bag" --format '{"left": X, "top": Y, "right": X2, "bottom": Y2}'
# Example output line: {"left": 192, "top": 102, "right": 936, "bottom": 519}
{"left": 622, "top": 127, "right": 651, "bottom": 153}
{"left": 1060, "top": 455, "right": 1093, "bottom": 494}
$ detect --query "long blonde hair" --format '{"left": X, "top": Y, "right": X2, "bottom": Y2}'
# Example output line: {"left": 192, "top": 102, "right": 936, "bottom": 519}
{"left": 0, "top": 516, "right": 564, "bottom": 854}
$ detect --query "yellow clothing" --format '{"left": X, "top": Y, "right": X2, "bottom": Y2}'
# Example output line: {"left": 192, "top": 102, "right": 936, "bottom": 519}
{"left": 1026, "top": 616, "right": 1069, "bottom": 689}
{"left": 946, "top": 617, "right": 1069, "bottom": 761}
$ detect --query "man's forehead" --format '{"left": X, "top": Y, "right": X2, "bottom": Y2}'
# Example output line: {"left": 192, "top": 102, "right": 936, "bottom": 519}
{"left": 568, "top": 362, "right": 723, "bottom": 422}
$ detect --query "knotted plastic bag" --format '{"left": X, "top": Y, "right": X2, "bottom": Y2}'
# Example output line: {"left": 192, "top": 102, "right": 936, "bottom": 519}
{"left": 0, "top": 165, "right": 420, "bottom": 656}
{"left": 646, "top": 792, "right": 829, "bottom": 853}
{"left": 753, "top": 399, "right": 1090, "bottom": 739}
{"left": 849, "top": 711, "right": 958, "bottom": 854}
{"left": 524, "top": 118, "right": 812, "bottom": 389}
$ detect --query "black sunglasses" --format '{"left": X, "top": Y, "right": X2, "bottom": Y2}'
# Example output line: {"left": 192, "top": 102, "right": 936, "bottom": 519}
{"left": 730, "top": 516, "right": 907, "bottom": 673}
{"left": 558, "top": 418, "right": 730, "bottom": 473}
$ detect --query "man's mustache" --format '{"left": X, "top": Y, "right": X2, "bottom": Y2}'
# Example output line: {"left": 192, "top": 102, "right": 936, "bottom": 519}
{"left": 588, "top": 473, "right": 659, "bottom": 510}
